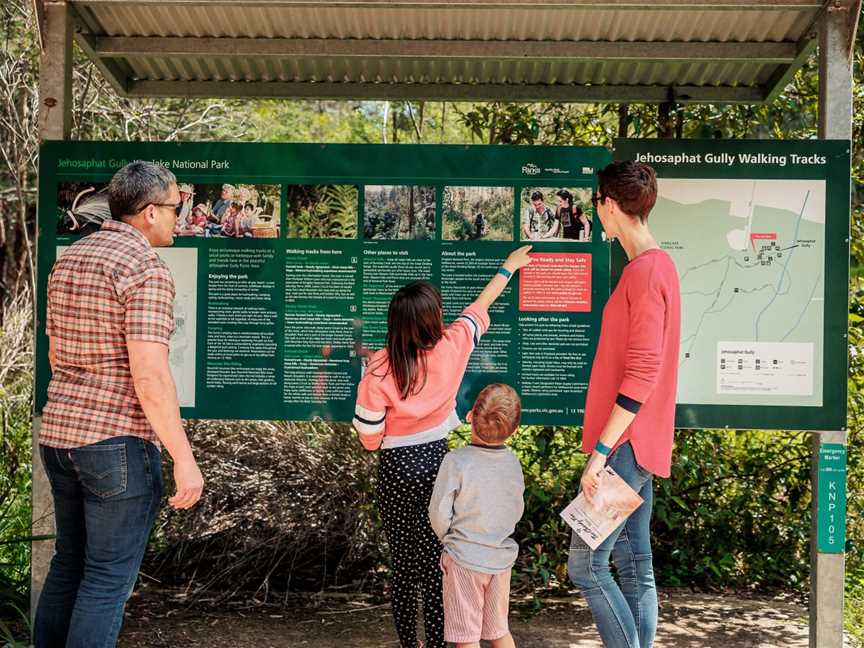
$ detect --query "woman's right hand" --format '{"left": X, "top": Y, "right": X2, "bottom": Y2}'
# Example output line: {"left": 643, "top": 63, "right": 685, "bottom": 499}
{"left": 503, "top": 245, "right": 533, "bottom": 272}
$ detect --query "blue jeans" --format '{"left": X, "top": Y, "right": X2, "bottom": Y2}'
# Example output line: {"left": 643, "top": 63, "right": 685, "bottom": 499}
{"left": 568, "top": 442, "right": 657, "bottom": 648}
{"left": 35, "top": 436, "right": 163, "bottom": 648}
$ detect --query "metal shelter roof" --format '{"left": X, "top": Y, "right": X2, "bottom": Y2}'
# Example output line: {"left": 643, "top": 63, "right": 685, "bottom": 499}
{"left": 69, "top": 1, "right": 831, "bottom": 104}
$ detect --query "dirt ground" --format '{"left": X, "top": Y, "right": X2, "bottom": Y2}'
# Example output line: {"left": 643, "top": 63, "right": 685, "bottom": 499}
{"left": 116, "top": 585, "right": 854, "bottom": 648}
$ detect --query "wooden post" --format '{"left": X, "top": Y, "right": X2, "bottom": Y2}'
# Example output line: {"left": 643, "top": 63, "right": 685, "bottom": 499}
{"left": 32, "top": 0, "right": 73, "bottom": 621}
{"left": 811, "top": 3, "right": 855, "bottom": 646}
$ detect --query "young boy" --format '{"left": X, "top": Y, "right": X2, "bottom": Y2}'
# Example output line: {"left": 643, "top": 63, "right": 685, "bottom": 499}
{"left": 428, "top": 383, "right": 525, "bottom": 648}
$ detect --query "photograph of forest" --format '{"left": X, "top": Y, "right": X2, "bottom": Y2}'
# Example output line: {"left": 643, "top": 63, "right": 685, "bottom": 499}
{"left": 442, "top": 186, "right": 514, "bottom": 241}
{"left": 363, "top": 185, "right": 436, "bottom": 240}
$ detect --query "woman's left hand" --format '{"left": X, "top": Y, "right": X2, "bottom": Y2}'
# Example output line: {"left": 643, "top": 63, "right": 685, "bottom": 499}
{"left": 580, "top": 451, "right": 607, "bottom": 505}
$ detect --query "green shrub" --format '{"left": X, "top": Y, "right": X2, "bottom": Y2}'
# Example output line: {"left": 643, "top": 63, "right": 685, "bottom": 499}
{"left": 0, "top": 292, "right": 34, "bottom": 641}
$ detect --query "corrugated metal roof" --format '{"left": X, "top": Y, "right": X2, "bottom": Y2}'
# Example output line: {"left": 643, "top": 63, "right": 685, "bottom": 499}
{"left": 69, "top": 1, "right": 826, "bottom": 103}
{"left": 121, "top": 55, "right": 777, "bottom": 87}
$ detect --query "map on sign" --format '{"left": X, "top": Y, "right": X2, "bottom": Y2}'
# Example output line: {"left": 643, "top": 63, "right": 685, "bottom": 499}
{"left": 650, "top": 178, "right": 825, "bottom": 407}
{"left": 156, "top": 247, "right": 198, "bottom": 408}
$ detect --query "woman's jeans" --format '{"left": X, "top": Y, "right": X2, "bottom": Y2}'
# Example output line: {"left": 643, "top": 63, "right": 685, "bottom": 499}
{"left": 568, "top": 442, "right": 657, "bottom": 648}
{"left": 35, "top": 436, "right": 163, "bottom": 648}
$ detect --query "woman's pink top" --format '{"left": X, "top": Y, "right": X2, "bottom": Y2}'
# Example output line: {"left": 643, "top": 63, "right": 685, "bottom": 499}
{"left": 353, "top": 302, "right": 490, "bottom": 451}
{"left": 582, "top": 248, "right": 681, "bottom": 477}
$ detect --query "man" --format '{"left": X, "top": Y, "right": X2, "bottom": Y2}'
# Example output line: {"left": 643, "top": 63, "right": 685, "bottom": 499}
{"left": 522, "top": 190, "right": 559, "bottom": 240}
{"left": 472, "top": 210, "right": 486, "bottom": 239}
{"left": 211, "top": 183, "right": 234, "bottom": 220}
{"left": 36, "top": 161, "right": 204, "bottom": 648}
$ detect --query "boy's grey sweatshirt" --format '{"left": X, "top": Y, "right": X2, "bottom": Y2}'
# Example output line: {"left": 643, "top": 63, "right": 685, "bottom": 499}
{"left": 428, "top": 444, "right": 525, "bottom": 574}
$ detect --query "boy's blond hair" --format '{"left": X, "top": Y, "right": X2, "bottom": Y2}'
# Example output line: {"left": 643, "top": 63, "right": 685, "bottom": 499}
{"left": 472, "top": 383, "right": 521, "bottom": 444}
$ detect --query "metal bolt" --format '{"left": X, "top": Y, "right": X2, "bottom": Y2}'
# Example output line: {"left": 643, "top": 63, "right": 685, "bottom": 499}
{"left": 44, "top": 97, "right": 57, "bottom": 108}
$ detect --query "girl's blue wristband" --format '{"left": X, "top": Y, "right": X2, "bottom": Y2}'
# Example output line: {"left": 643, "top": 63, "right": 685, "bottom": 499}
{"left": 497, "top": 267, "right": 513, "bottom": 280}
{"left": 594, "top": 441, "right": 612, "bottom": 456}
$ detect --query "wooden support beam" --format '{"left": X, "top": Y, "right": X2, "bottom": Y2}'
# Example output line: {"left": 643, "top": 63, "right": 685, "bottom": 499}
{"left": 126, "top": 79, "right": 768, "bottom": 104}
{"left": 89, "top": 36, "right": 800, "bottom": 63}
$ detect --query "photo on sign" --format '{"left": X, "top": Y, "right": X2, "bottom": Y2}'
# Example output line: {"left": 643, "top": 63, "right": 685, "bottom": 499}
{"left": 364, "top": 185, "right": 436, "bottom": 240}
{"left": 286, "top": 184, "right": 358, "bottom": 239}
{"left": 174, "top": 182, "right": 281, "bottom": 239}
{"left": 56, "top": 182, "right": 110, "bottom": 236}
{"left": 56, "top": 181, "right": 282, "bottom": 239}
{"left": 519, "top": 187, "right": 593, "bottom": 242}
{"left": 442, "top": 186, "right": 514, "bottom": 241}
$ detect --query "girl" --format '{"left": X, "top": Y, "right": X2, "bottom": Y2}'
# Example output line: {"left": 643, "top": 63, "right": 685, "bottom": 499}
{"left": 353, "top": 246, "right": 532, "bottom": 648}
{"left": 568, "top": 160, "right": 681, "bottom": 648}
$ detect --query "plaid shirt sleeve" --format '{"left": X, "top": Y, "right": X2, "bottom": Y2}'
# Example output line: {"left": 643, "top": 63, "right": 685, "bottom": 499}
{"left": 120, "top": 262, "right": 176, "bottom": 345}
{"left": 45, "top": 268, "right": 56, "bottom": 338}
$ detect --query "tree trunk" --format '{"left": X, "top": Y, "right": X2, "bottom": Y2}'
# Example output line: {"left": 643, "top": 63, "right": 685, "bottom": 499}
{"left": 618, "top": 105, "right": 629, "bottom": 138}
{"left": 408, "top": 186, "right": 415, "bottom": 238}
{"left": 658, "top": 102, "right": 675, "bottom": 138}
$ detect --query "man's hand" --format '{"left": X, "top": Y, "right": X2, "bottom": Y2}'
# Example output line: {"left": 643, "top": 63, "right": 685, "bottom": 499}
{"left": 580, "top": 451, "right": 607, "bottom": 505}
{"left": 169, "top": 458, "right": 204, "bottom": 510}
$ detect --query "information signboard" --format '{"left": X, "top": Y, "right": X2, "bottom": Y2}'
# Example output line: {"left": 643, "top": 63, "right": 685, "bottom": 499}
{"left": 36, "top": 141, "right": 611, "bottom": 425}
{"left": 613, "top": 139, "right": 850, "bottom": 431}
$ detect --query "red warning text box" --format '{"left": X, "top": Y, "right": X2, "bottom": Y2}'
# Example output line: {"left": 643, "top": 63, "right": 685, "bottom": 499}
{"left": 518, "top": 253, "right": 592, "bottom": 312}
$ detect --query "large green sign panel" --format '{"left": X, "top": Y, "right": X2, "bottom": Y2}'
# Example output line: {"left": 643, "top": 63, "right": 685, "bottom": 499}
{"left": 614, "top": 139, "right": 850, "bottom": 431}
{"left": 36, "top": 141, "right": 611, "bottom": 425}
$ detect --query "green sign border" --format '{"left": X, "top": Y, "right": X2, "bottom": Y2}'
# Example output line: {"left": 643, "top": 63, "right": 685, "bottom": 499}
{"left": 613, "top": 139, "right": 850, "bottom": 432}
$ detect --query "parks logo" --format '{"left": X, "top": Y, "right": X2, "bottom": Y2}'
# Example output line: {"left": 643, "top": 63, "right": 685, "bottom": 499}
{"left": 521, "top": 163, "right": 541, "bottom": 176}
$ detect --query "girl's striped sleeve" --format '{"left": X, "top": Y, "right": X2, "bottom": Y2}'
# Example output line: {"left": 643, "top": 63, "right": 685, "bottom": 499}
{"left": 353, "top": 373, "right": 388, "bottom": 451}
{"left": 449, "top": 301, "right": 491, "bottom": 350}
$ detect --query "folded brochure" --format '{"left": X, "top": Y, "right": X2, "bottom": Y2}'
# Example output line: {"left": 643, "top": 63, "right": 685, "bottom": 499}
{"left": 560, "top": 466, "right": 644, "bottom": 550}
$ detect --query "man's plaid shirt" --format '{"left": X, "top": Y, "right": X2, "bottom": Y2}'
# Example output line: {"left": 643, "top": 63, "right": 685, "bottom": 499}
{"left": 42, "top": 220, "right": 175, "bottom": 448}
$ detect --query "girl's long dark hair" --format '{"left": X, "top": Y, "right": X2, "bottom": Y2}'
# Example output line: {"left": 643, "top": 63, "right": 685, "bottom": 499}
{"left": 371, "top": 281, "right": 444, "bottom": 399}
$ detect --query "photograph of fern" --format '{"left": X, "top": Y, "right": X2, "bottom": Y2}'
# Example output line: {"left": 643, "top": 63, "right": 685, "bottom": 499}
{"left": 442, "top": 186, "right": 514, "bottom": 241}
{"left": 286, "top": 184, "right": 359, "bottom": 239}
{"left": 364, "top": 185, "right": 436, "bottom": 240}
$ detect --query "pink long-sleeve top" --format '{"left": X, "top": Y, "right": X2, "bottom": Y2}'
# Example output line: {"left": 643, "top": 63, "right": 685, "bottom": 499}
{"left": 353, "top": 302, "right": 490, "bottom": 451}
{"left": 582, "top": 248, "right": 681, "bottom": 478}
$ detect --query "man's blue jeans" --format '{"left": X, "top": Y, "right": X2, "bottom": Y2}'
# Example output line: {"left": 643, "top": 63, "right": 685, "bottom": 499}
{"left": 568, "top": 442, "right": 657, "bottom": 648}
{"left": 35, "top": 436, "right": 163, "bottom": 648}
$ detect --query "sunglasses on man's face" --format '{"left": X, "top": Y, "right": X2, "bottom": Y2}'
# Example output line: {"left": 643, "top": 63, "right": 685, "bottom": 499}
{"left": 147, "top": 201, "right": 184, "bottom": 213}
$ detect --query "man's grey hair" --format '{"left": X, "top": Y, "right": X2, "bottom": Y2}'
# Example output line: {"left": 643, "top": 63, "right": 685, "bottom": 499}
{"left": 107, "top": 161, "right": 177, "bottom": 221}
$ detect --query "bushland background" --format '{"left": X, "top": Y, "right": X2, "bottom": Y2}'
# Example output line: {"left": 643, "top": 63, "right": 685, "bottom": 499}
{"left": 1, "top": 1, "right": 862, "bottom": 644}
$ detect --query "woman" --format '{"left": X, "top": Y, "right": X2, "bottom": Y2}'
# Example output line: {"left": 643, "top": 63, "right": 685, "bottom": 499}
{"left": 568, "top": 160, "right": 681, "bottom": 648}
{"left": 556, "top": 190, "right": 587, "bottom": 241}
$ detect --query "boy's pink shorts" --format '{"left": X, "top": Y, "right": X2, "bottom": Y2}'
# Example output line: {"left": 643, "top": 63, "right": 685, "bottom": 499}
{"left": 441, "top": 551, "right": 511, "bottom": 643}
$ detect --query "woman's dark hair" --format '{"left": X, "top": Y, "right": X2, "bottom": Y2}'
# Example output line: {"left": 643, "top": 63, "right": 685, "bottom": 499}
{"left": 373, "top": 281, "right": 444, "bottom": 399}
{"left": 556, "top": 189, "right": 573, "bottom": 205}
{"left": 597, "top": 160, "right": 657, "bottom": 222}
